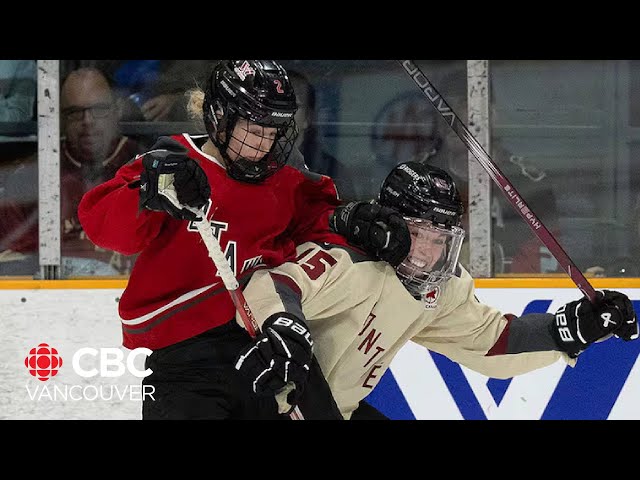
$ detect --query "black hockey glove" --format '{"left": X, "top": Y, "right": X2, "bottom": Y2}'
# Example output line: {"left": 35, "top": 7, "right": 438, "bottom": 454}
{"left": 551, "top": 289, "right": 639, "bottom": 358}
{"left": 139, "top": 136, "right": 211, "bottom": 221}
{"left": 329, "top": 200, "right": 411, "bottom": 268}
{"left": 234, "top": 312, "right": 314, "bottom": 413}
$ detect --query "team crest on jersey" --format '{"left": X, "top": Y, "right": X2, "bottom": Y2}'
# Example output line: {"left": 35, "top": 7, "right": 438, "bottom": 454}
{"left": 423, "top": 286, "right": 440, "bottom": 308}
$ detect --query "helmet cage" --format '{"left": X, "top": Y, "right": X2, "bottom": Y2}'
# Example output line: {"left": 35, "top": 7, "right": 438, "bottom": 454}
{"left": 396, "top": 216, "right": 465, "bottom": 297}
{"left": 203, "top": 60, "right": 298, "bottom": 183}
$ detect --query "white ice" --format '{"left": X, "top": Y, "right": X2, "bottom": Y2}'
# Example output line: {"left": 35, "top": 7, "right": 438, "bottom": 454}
{"left": 0, "top": 288, "right": 142, "bottom": 420}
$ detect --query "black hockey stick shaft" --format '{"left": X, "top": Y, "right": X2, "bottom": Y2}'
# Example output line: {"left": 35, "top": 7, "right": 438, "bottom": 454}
{"left": 398, "top": 60, "right": 597, "bottom": 304}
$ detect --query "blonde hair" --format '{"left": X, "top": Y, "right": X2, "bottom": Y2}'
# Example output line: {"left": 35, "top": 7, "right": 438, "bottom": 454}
{"left": 186, "top": 87, "right": 205, "bottom": 122}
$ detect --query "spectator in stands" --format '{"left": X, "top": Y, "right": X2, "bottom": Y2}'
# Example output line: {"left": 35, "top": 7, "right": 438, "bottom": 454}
{"left": 0, "top": 60, "right": 38, "bottom": 190}
{"left": 59, "top": 67, "right": 146, "bottom": 275}
{"left": 62, "top": 60, "right": 211, "bottom": 122}
{"left": 286, "top": 67, "right": 363, "bottom": 201}
{"left": 0, "top": 60, "right": 37, "bottom": 123}
{"left": 287, "top": 69, "right": 339, "bottom": 175}
{"left": 0, "top": 67, "right": 144, "bottom": 276}
{"left": 0, "top": 60, "right": 38, "bottom": 274}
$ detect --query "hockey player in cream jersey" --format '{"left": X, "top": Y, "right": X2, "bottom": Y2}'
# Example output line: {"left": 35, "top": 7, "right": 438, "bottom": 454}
{"left": 234, "top": 161, "right": 639, "bottom": 419}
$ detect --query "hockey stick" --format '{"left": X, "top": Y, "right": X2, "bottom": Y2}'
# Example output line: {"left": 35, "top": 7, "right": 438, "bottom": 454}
{"left": 156, "top": 178, "right": 304, "bottom": 419}
{"left": 398, "top": 60, "right": 598, "bottom": 304}
{"left": 187, "top": 206, "right": 305, "bottom": 420}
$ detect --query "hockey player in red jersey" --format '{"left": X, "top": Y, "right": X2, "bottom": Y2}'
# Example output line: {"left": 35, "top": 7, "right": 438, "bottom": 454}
{"left": 78, "top": 60, "right": 409, "bottom": 420}
{"left": 235, "top": 161, "right": 639, "bottom": 419}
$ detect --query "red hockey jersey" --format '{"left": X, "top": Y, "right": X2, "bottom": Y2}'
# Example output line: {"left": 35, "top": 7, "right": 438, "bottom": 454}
{"left": 78, "top": 134, "right": 347, "bottom": 350}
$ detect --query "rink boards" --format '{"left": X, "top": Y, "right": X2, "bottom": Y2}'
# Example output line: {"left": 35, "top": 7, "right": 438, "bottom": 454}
{"left": 368, "top": 280, "right": 640, "bottom": 420}
{"left": 1, "top": 278, "right": 639, "bottom": 420}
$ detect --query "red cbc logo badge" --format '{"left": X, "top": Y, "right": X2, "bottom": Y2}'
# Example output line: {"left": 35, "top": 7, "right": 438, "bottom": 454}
{"left": 24, "top": 343, "right": 63, "bottom": 381}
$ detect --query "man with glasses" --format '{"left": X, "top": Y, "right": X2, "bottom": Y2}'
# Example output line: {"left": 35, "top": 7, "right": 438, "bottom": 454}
{"left": 61, "top": 68, "right": 143, "bottom": 182}
{"left": 0, "top": 67, "right": 144, "bottom": 277}
{"left": 58, "top": 67, "right": 144, "bottom": 276}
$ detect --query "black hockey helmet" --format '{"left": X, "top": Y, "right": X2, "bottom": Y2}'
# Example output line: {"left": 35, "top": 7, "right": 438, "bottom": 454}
{"left": 379, "top": 161, "right": 464, "bottom": 227}
{"left": 379, "top": 161, "right": 466, "bottom": 296}
{"left": 203, "top": 60, "right": 299, "bottom": 183}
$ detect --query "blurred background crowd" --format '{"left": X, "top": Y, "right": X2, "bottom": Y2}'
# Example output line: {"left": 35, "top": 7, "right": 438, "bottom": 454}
{"left": 1, "top": 59, "right": 637, "bottom": 279}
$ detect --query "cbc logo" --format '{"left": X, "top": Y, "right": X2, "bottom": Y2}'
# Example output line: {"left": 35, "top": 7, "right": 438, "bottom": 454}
{"left": 25, "top": 344, "right": 152, "bottom": 381}
{"left": 24, "top": 343, "right": 63, "bottom": 382}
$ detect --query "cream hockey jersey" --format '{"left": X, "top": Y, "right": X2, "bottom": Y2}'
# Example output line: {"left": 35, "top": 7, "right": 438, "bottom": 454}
{"left": 239, "top": 241, "right": 576, "bottom": 419}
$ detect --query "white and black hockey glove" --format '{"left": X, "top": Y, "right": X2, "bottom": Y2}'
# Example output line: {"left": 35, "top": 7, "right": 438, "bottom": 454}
{"left": 551, "top": 289, "right": 639, "bottom": 358}
{"left": 235, "top": 312, "right": 313, "bottom": 412}
{"left": 330, "top": 200, "right": 411, "bottom": 268}
{"left": 139, "top": 136, "right": 210, "bottom": 221}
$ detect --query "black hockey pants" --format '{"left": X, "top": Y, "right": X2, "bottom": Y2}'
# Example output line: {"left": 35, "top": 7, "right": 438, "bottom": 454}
{"left": 141, "top": 320, "right": 343, "bottom": 420}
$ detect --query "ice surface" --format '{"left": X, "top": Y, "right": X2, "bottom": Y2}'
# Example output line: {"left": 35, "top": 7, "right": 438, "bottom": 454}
{"left": 0, "top": 288, "right": 142, "bottom": 420}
